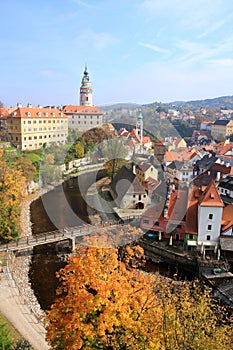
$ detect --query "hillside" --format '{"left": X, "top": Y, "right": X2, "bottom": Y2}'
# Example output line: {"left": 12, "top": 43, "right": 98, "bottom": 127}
{"left": 102, "top": 95, "right": 233, "bottom": 111}
{"left": 145, "top": 95, "right": 233, "bottom": 110}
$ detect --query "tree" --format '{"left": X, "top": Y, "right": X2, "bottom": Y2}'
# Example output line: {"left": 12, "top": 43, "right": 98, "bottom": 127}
{"left": 46, "top": 244, "right": 233, "bottom": 350}
{"left": 46, "top": 247, "right": 162, "bottom": 350}
{"left": 0, "top": 150, "right": 26, "bottom": 242}
{"left": 75, "top": 143, "right": 85, "bottom": 159}
{"left": 101, "top": 138, "right": 128, "bottom": 180}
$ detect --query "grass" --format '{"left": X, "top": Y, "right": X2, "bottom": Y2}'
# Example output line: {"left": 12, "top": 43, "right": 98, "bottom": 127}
{"left": 0, "top": 312, "right": 23, "bottom": 343}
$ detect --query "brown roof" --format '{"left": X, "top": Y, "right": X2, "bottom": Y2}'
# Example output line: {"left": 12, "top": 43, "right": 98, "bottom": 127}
{"left": 199, "top": 180, "right": 224, "bottom": 207}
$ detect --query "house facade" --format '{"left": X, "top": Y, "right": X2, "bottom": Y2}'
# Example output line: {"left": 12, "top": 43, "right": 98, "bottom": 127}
{"left": 6, "top": 105, "right": 68, "bottom": 150}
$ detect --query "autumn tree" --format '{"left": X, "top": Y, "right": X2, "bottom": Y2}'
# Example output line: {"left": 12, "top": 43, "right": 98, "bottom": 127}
{"left": 75, "top": 142, "right": 85, "bottom": 159}
{"left": 46, "top": 247, "right": 162, "bottom": 350}
{"left": 0, "top": 150, "right": 26, "bottom": 242}
{"left": 46, "top": 242, "right": 233, "bottom": 350}
{"left": 155, "top": 279, "right": 233, "bottom": 350}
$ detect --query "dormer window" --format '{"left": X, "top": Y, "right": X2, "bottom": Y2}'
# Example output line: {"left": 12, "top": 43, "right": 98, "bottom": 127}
{"left": 27, "top": 112, "right": 31, "bottom": 117}
{"left": 45, "top": 112, "right": 48, "bottom": 117}
{"left": 52, "top": 112, "right": 55, "bottom": 117}
{"left": 37, "top": 112, "right": 41, "bottom": 117}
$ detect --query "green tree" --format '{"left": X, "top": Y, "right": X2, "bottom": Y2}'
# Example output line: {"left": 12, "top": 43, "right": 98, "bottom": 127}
{"left": 101, "top": 138, "right": 128, "bottom": 180}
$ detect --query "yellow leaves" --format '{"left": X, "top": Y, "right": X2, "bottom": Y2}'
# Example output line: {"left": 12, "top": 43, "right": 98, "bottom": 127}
{"left": 46, "top": 246, "right": 233, "bottom": 350}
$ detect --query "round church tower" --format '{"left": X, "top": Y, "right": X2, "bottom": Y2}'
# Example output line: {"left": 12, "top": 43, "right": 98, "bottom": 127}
{"left": 79, "top": 65, "right": 93, "bottom": 106}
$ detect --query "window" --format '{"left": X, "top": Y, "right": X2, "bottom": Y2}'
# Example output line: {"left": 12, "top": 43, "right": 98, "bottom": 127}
{"left": 209, "top": 214, "right": 213, "bottom": 220}
{"left": 206, "top": 235, "right": 211, "bottom": 241}
{"left": 154, "top": 221, "right": 159, "bottom": 226}
{"left": 143, "top": 219, "right": 149, "bottom": 224}
{"left": 207, "top": 225, "right": 212, "bottom": 231}
{"left": 189, "top": 234, "right": 193, "bottom": 239}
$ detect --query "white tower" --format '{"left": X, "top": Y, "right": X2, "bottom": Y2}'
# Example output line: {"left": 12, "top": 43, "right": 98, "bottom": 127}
{"left": 79, "top": 65, "right": 93, "bottom": 106}
{"left": 136, "top": 109, "right": 143, "bottom": 149}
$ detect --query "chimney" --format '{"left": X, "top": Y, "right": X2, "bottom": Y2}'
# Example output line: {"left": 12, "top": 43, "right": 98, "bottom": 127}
{"left": 216, "top": 171, "right": 221, "bottom": 181}
{"left": 17, "top": 103, "right": 22, "bottom": 108}
{"left": 27, "top": 103, "right": 33, "bottom": 108}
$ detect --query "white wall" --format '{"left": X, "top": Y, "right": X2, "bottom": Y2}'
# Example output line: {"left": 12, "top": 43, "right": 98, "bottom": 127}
{"left": 198, "top": 205, "right": 223, "bottom": 246}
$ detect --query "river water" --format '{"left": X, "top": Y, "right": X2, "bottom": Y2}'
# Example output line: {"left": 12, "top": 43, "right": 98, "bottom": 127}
{"left": 29, "top": 170, "right": 106, "bottom": 310}
{"left": 29, "top": 169, "right": 195, "bottom": 311}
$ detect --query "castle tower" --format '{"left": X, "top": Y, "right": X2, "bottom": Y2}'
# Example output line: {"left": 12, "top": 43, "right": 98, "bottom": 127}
{"left": 136, "top": 109, "right": 143, "bottom": 148}
{"left": 80, "top": 65, "right": 93, "bottom": 106}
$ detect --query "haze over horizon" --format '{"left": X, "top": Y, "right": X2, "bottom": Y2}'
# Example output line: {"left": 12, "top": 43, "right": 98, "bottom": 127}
{"left": 1, "top": 0, "right": 233, "bottom": 107}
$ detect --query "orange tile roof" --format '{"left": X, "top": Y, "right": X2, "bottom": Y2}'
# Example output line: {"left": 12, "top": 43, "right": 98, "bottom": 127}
{"left": 185, "top": 187, "right": 202, "bottom": 234}
{"left": 166, "top": 189, "right": 188, "bottom": 221}
{"left": 142, "top": 136, "right": 151, "bottom": 145}
{"left": 199, "top": 180, "right": 224, "bottom": 207}
{"left": 0, "top": 107, "right": 16, "bottom": 118}
{"left": 11, "top": 107, "right": 66, "bottom": 119}
{"left": 62, "top": 105, "right": 103, "bottom": 114}
{"left": 165, "top": 149, "right": 197, "bottom": 162}
{"left": 221, "top": 203, "right": 233, "bottom": 232}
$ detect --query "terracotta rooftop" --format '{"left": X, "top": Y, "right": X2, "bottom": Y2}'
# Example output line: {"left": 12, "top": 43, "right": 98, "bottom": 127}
{"left": 10, "top": 107, "right": 66, "bottom": 119}
{"left": 62, "top": 105, "right": 103, "bottom": 114}
{"left": 221, "top": 203, "right": 233, "bottom": 233}
{"left": 199, "top": 180, "right": 224, "bottom": 207}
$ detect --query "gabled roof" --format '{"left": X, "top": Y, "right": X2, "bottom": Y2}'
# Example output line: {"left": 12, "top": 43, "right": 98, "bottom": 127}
{"left": 136, "top": 161, "right": 152, "bottom": 172}
{"left": 0, "top": 107, "right": 16, "bottom": 118}
{"left": 111, "top": 166, "right": 145, "bottom": 202}
{"left": 142, "top": 178, "right": 160, "bottom": 192}
{"left": 199, "top": 180, "right": 224, "bottom": 207}
{"left": 166, "top": 189, "right": 188, "bottom": 221}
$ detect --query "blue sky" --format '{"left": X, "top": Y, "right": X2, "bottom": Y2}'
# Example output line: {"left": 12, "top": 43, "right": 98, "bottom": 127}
{"left": 1, "top": 0, "right": 233, "bottom": 107}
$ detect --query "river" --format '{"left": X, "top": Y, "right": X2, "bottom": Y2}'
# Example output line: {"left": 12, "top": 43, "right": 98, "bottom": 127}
{"left": 29, "top": 169, "right": 195, "bottom": 311}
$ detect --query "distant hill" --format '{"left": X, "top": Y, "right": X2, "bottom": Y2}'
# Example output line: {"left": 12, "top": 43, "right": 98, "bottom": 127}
{"left": 101, "top": 95, "right": 233, "bottom": 112}
{"left": 100, "top": 102, "right": 140, "bottom": 110}
{"left": 146, "top": 95, "right": 233, "bottom": 110}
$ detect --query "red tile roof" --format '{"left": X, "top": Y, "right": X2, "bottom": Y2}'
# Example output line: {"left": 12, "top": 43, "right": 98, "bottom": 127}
{"left": 221, "top": 203, "right": 233, "bottom": 233}
{"left": 199, "top": 180, "right": 224, "bottom": 207}
{"left": 11, "top": 107, "right": 66, "bottom": 119}
{"left": 62, "top": 105, "right": 103, "bottom": 114}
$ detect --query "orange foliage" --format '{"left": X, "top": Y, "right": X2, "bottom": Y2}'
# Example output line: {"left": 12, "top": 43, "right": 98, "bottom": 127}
{"left": 46, "top": 247, "right": 162, "bottom": 349}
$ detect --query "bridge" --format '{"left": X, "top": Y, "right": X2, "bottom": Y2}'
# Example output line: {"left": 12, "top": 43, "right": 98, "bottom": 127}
{"left": 0, "top": 216, "right": 141, "bottom": 253}
{"left": 0, "top": 225, "right": 95, "bottom": 252}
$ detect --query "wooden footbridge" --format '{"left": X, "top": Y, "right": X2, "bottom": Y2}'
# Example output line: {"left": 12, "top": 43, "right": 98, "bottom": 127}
{"left": 0, "top": 225, "right": 96, "bottom": 252}
{"left": 0, "top": 216, "right": 141, "bottom": 253}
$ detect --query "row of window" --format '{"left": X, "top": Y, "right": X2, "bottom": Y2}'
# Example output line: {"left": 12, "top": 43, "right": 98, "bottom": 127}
{"left": 23, "top": 126, "right": 67, "bottom": 132}
{"left": 71, "top": 115, "right": 100, "bottom": 119}
{"left": 23, "top": 119, "right": 66, "bottom": 124}
{"left": 23, "top": 134, "right": 67, "bottom": 141}
{"left": 24, "top": 112, "right": 64, "bottom": 118}
{"left": 71, "top": 121, "right": 99, "bottom": 125}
